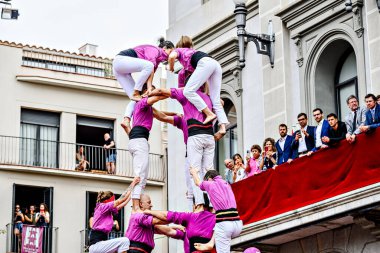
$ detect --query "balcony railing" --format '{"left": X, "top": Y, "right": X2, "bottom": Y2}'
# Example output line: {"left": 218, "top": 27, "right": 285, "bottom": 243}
{"left": 6, "top": 223, "right": 58, "bottom": 253}
{"left": 80, "top": 229, "right": 125, "bottom": 252}
{"left": 22, "top": 48, "right": 114, "bottom": 78}
{"left": 0, "top": 135, "right": 165, "bottom": 182}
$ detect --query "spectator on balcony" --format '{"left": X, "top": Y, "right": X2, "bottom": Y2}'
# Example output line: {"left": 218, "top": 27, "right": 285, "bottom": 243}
{"left": 292, "top": 113, "right": 315, "bottom": 157}
{"left": 109, "top": 215, "right": 121, "bottom": 239}
{"left": 232, "top": 153, "right": 246, "bottom": 182}
{"left": 360, "top": 93, "right": 380, "bottom": 133}
{"left": 260, "top": 138, "right": 277, "bottom": 171}
{"left": 322, "top": 113, "right": 348, "bottom": 145}
{"left": 377, "top": 95, "right": 380, "bottom": 105}
{"left": 14, "top": 204, "right": 24, "bottom": 241}
{"left": 24, "top": 205, "right": 37, "bottom": 225}
{"left": 275, "top": 124, "right": 297, "bottom": 165}
{"left": 245, "top": 145, "right": 262, "bottom": 177}
{"left": 103, "top": 133, "right": 116, "bottom": 175}
{"left": 36, "top": 203, "right": 50, "bottom": 227}
{"left": 76, "top": 146, "right": 90, "bottom": 171}
{"left": 224, "top": 158, "right": 235, "bottom": 184}
{"left": 309, "top": 108, "right": 330, "bottom": 154}
{"left": 344, "top": 95, "right": 367, "bottom": 144}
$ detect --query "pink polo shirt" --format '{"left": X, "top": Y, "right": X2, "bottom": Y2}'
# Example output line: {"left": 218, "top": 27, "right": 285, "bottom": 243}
{"left": 170, "top": 88, "right": 212, "bottom": 123}
{"left": 132, "top": 97, "right": 153, "bottom": 131}
{"left": 133, "top": 45, "right": 168, "bottom": 71}
{"left": 173, "top": 115, "right": 188, "bottom": 144}
{"left": 92, "top": 201, "right": 118, "bottom": 234}
{"left": 200, "top": 176, "right": 237, "bottom": 211}
{"left": 175, "top": 48, "right": 196, "bottom": 72}
{"left": 125, "top": 213, "right": 155, "bottom": 249}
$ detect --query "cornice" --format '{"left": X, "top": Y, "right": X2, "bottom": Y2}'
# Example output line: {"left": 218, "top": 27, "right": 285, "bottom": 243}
{"left": 193, "top": 0, "right": 258, "bottom": 48}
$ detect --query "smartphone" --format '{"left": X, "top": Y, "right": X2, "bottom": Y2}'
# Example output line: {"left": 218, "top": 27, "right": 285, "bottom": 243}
{"left": 264, "top": 146, "right": 269, "bottom": 152}
{"left": 246, "top": 150, "right": 251, "bottom": 159}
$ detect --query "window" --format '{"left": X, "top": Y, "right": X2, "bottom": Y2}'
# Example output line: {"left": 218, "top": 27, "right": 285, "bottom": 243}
{"left": 20, "top": 109, "right": 60, "bottom": 168}
{"left": 216, "top": 99, "right": 237, "bottom": 176}
{"left": 335, "top": 51, "right": 358, "bottom": 119}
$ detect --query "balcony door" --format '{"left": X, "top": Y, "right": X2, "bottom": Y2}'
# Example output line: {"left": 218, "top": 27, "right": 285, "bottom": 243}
{"left": 20, "top": 109, "right": 60, "bottom": 168}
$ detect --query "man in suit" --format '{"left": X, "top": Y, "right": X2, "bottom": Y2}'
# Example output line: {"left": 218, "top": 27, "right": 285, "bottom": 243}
{"left": 360, "top": 93, "right": 380, "bottom": 132}
{"left": 308, "top": 108, "right": 330, "bottom": 155}
{"left": 345, "top": 95, "right": 367, "bottom": 144}
{"left": 323, "top": 113, "right": 347, "bottom": 145}
{"left": 292, "top": 113, "right": 315, "bottom": 157}
{"left": 275, "top": 124, "right": 297, "bottom": 165}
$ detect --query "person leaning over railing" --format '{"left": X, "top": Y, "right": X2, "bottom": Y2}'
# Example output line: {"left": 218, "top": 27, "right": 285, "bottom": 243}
{"left": 322, "top": 113, "right": 347, "bottom": 146}
{"left": 232, "top": 153, "right": 246, "bottom": 182}
{"left": 359, "top": 94, "right": 380, "bottom": 133}
{"left": 345, "top": 95, "right": 367, "bottom": 144}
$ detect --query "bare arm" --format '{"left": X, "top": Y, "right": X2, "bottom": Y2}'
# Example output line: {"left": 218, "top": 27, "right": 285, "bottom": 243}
{"left": 114, "top": 177, "right": 140, "bottom": 209}
{"left": 149, "top": 88, "right": 172, "bottom": 97}
{"left": 190, "top": 167, "right": 201, "bottom": 187}
{"left": 153, "top": 108, "right": 175, "bottom": 125}
{"left": 168, "top": 51, "right": 178, "bottom": 72}
{"left": 154, "top": 225, "right": 184, "bottom": 237}
{"left": 143, "top": 209, "right": 169, "bottom": 221}
{"left": 147, "top": 95, "right": 169, "bottom": 106}
{"left": 146, "top": 70, "right": 155, "bottom": 92}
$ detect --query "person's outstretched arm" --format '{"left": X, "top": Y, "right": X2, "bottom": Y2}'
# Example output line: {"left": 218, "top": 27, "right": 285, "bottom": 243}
{"left": 190, "top": 166, "right": 201, "bottom": 187}
{"left": 115, "top": 177, "right": 140, "bottom": 210}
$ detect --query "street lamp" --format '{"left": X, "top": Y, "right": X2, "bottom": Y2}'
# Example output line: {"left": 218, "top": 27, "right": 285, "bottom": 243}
{"left": 232, "top": 0, "right": 275, "bottom": 68}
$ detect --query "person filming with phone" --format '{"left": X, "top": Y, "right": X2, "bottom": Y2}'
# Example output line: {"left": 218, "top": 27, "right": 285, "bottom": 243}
{"left": 259, "top": 138, "right": 277, "bottom": 171}
{"left": 292, "top": 113, "right": 315, "bottom": 158}
{"left": 36, "top": 203, "right": 50, "bottom": 227}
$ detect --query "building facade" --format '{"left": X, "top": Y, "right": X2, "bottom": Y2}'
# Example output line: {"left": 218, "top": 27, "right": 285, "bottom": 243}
{"left": 0, "top": 41, "right": 169, "bottom": 252}
{"left": 166, "top": 0, "right": 380, "bottom": 252}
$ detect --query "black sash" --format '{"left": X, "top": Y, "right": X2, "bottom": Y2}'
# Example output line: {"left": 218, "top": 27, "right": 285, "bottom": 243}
{"left": 129, "top": 126, "right": 150, "bottom": 140}
{"left": 187, "top": 119, "right": 213, "bottom": 137}
{"left": 89, "top": 230, "right": 108, "bottom": 246}
{"left": 127, "top": 240, "right": 153, "bottom": 253}
{"left": 190, "top": 51, "right": 210, "bottom": 69}
{"left": 189, "top": 236, "right": 213, "bottom": 253}
{"left": 215, "top": 208, "right": 240, "bottom": 223}
{"left": 117, "top": 49, "right": 138, "bottom": 58}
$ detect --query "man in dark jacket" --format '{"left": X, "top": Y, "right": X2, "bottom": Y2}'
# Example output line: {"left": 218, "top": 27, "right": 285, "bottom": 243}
{"left": 322, "top": 113, "right": 347, "bottom": 145}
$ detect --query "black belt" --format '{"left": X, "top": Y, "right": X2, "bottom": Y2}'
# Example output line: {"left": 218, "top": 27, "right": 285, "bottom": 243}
{"left": 298, "top": 151, "right": 308, "bottom": 155}
{"left": 189, "top": 236, "right": 213, "bottom": 253}
{"left": 127, "top": 240, "right": 153, "bottom": 253}
{"left": 89, "top": 230, "right": 108, "bottom": 246}
{"left": 187, "top": 119, "right": 213, "bottom": 137}
{"left": 215, "top": 208, "right": 240, "bottom": 223}
{"left": 129, "top": 126, "right": 150, "bottom": 140}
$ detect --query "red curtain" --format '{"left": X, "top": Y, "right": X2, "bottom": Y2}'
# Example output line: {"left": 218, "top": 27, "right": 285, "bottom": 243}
{"left": 232, "top": 129, "right": 380, "bottom": 225}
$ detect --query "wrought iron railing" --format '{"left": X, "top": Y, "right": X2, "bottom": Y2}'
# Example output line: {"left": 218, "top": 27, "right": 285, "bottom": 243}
{"left": 80, "top": 229, "right": 125, "bottom": 252}
{"left": 0, "top": 135, "right": 165, "bottom": 182}
{"left": 6, "top": 223, "right": 58, "bottom": 253}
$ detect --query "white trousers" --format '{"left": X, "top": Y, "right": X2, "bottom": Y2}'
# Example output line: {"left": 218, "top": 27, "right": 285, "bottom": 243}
{"left": 184, "top": 157, "right": 194, "bottom": 211}
{"left": 128, "top": 138, "right": 150, "bottom": 199}
{"left": 113, "top": 55, "right": 154, "bottom": 118}
{"left": 183, "top": 57, "right": 229, "bottom": 124}
{"left": 214, "top": 220, "right": 243, "bottom": 253}
{"left": 187, "top": 134, "right": 215, "bottom": 205}
{"left": 89, "top": 237, "right": 130, "bottom": 253}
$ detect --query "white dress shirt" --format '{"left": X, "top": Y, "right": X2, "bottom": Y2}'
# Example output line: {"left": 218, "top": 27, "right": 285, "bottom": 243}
{"left": 315, "top": 120, "right": 324, "bottom": 148}
{"left": 279, "top": 135, "right": 287, "bottom": 151}
{"left": 298, "top": 126, "right": 308, "bottom": 153}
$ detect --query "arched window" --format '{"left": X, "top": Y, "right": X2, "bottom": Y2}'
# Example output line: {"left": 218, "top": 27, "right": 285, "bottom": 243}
{"left": 335, "top": 50, "right": 358, "bottom": 119}
{"left": 216, "top": 98, "right": 237, "bottom": 176}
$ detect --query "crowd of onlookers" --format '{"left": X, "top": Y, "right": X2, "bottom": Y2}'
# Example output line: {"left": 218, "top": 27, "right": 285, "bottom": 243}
{"left": 224, "top": 93, "right": 380, "bottom": 184}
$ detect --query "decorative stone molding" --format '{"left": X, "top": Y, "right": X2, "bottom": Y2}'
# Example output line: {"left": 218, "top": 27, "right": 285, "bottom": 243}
{"left": 294, "top": 36, "right": 304, "bottom": 67}
{"left": 352, "top": 6, "right": 364, "bottom": 38}
{"left": 353, "top": 207, "right": 380, "bottom": 239}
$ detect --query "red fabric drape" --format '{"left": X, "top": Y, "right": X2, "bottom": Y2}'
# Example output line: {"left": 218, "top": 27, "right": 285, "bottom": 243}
{"left": 232, "top": 129, "right": 380, "bottom": 225}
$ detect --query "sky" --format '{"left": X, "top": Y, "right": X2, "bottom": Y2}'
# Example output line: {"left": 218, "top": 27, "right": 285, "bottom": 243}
{"left": 0, "top": 0, "right": 168, "bottom": 58}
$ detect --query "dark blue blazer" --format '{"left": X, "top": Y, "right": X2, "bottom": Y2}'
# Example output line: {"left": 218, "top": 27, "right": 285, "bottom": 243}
{"left": 292, "top": 126, "right": 316, "bottom": 153}
{"left": 312, "top": 119, "right": 330, "bottom": 151}
{"left": 365, "top": 105, "right": 380, "bottom": 130}
{"left": 275, "top": 135, "right": 297, "bottom": 165}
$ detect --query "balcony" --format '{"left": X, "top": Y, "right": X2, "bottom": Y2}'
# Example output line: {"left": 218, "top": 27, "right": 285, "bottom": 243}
{"left": 80, "top": 229, "right": 124, "bottom": 252}
{"left": 231, "top": 128, "right": 380, "bottom": 249}
{"left": 6, "top": 223, "right": 58, "bottom": 253}
{"left": 0, "top": 135, "right": 165, "bottom": 183}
